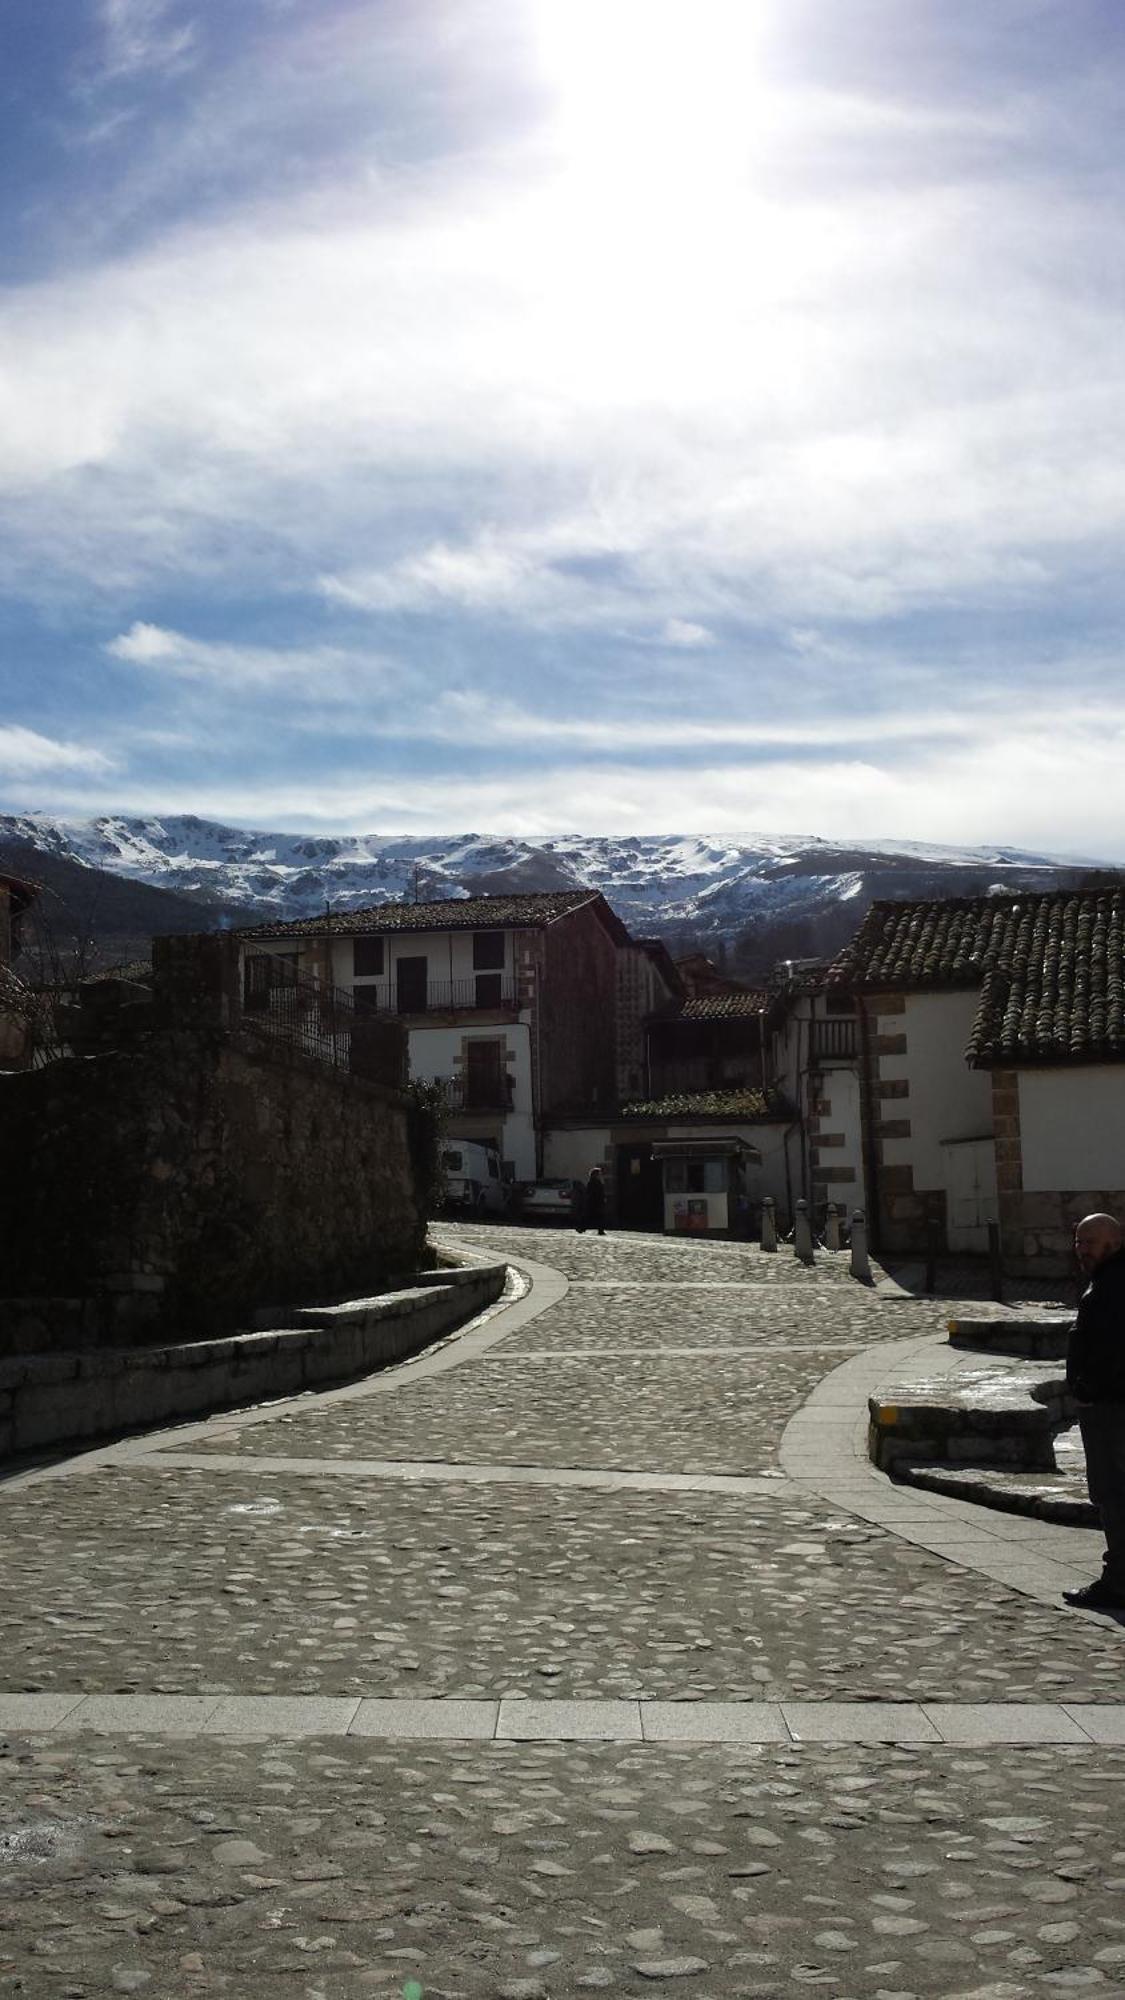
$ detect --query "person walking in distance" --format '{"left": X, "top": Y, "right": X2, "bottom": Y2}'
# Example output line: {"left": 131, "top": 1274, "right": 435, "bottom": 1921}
{"left": 1063, "top": 1213, "right": 1125, "bottom": 1611}
{"left": 583, "top": 1165, "right": 607, "bottom": 1237}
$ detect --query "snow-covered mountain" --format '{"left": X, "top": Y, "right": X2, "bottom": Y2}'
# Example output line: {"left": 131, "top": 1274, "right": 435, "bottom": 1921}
{"left": 2, "top": 811, "right": 1101, "bottom": 973}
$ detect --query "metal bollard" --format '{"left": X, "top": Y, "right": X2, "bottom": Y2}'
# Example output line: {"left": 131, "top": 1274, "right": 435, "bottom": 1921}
{"left": 987, "top": 1218, "right": 1004, "bottom": 1303}
{"left": 794, "top": 1199, "right": 814, "bottom": 1264}
{"left": 760, "top": 1195, "right": 777, "bottom": 1252}
{"left": 825, "top": 1203, "right": 842, "bottom": 1252}
{"left": 850, "top": 1209, "right": 873, "bottom": 1283}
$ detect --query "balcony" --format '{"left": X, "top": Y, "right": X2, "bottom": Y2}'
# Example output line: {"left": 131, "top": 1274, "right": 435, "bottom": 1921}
{"left": 354, "top": 976, "right": 519, "bottom": 1016}
{"left": 810, "top": 1018, "right": 858, "bottom": 1063}
{"left": 433, "top": 1073, "right": 516, "bottom": 1112}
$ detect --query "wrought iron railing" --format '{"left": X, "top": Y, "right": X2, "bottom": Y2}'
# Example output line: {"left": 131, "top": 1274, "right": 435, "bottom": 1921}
{"left": 242, "top": 951, "right": 357, "bottom": 1070}
{"left": 355, "top": 976, "right": 518, "bottom": 1015}
{"left": 433, "top": 1072, "right": 516, "bottom": 1111}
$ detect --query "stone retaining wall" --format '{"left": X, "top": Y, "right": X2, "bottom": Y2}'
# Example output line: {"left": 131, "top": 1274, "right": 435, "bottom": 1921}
{"left": 0, "top": 943, "right": 424, "bottom": 1346}
{"left": 0, "top": 1264, "right": 506, "bottom": 1458}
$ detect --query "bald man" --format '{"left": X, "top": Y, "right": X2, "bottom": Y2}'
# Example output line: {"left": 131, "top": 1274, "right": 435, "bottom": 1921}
{"left": 1063, "top": 1213, "right": 1125, "bottom": 1611}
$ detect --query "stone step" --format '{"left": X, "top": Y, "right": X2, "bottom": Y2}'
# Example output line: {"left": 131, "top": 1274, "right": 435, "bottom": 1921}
{"left": 868, "top": 1363, "right": 1070, "bottom": 1473}
{"left": 895, "top": 1457, "right": 1096, "bottom": 1526}
{"left": 947, "top": 1313, "right": 1072, "bottom": 1359}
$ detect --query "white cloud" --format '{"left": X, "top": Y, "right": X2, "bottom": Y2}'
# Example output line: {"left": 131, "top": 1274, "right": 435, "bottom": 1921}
{"left": 660, "top": 620, "right": 714, "bottom": 650}
{"left": 106, "top": 621, "right": 397, "bottom": 694}
{"left": 12, "top": 710, "right": 1125, "bottom": 863}
{"left": 0, "top": 726, "right": 116, "bottom": 778}
{"left": 3, "top": 48, "right": 1124, "bottom": 637}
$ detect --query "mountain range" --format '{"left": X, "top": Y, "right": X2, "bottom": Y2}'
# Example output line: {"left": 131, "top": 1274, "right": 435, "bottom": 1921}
{"left": 2, "top": 811, "right": 1110, "bottom": 978}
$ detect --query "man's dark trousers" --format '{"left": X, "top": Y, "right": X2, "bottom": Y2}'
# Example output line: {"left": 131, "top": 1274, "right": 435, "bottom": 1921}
{"left": 1079, "top": 1407, "right": 1125, "bottom": 1592}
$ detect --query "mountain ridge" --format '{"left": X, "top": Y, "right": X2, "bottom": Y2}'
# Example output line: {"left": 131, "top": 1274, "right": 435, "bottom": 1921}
{"left": 1, "top": 811, "right": 1110, "bottom": 978}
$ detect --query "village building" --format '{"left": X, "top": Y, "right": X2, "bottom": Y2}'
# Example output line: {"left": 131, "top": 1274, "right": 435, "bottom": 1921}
{"left": 239, "top": 890, "right": 629, "bottom": 1186}
{"left": 765, "top": 959, "right": 867, "bottom": 1225}
{"left": 828, "top": 886, "right": 1125, "bottom": 1273}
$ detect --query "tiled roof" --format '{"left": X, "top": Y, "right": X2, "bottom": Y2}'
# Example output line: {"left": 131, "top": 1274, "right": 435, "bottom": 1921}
{"left": 679, "top": 992, "right": 765, "bottom": 1021}
{"left": 618, "top": 1087, "right": 782, "bottom": 1120}
{"left": 831, "top": 888, "right": 1125, "bottom": 1067}
{"left": 239, "top": 889, "right": 604, "bottom": 940}
{"left": 968, "top": 892, "right": 1125, "bottom": 1067}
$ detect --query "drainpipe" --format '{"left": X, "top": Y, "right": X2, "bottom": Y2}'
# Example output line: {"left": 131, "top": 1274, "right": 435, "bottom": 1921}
{"left": 856, "top": 992, "right": 882, "bottom": 1254}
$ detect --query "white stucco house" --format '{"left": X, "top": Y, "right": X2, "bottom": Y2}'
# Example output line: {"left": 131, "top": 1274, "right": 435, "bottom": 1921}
{"left": 829, "top": 887, "right": 1125, "bottom": 1273}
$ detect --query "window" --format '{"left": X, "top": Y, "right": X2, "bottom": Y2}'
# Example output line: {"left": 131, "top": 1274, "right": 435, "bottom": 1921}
{"left": 472, "top": 931, "right": 505, "bottom": 971}
{"left": 441, "top": 1150, "right": 463, "bottom": 1172}
{"left": 474, "top": 972, "right": 503, "bottom": 1006}
{"left": 353, "top": 986, "right": 382, "bottom": 1014}
{"left": 663, "top": 1158, "right": 724, "bottom": 1193}
{"left": 353, "top": 937, "right": 384, "bottom": 978}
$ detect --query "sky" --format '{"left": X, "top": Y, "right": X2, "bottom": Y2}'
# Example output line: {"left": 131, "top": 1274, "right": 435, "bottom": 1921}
{"left": 2, "top": 0, "right": 1125, "bottom": 852}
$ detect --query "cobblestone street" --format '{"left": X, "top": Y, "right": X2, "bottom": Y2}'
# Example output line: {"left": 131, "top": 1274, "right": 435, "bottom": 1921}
{"left": 3, "top": 1223, "right": 1124, "bottom": 1999}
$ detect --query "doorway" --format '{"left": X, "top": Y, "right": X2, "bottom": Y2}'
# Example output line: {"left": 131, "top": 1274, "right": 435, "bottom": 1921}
{"left": 396, "top": 955, "right": 428, "bottom": 1013}
{"left": 615, "top": 1142, "right": 664, "bottom": 1231}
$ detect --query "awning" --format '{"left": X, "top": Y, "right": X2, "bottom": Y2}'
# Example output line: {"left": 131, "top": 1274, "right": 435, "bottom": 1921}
{"left": 650, "top": 1138, "right": 762, "bottom": 1164}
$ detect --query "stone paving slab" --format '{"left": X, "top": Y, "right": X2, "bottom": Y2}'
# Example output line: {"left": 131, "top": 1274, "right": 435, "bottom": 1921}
{"left": 184, "top": 1348, "right": 863, "bottom": 1474}
{"left": 642, "top": 1702, "right": 791, "bottom": 1744}
{"left": 781, "top": 1702, "right": 941, "bottom": 1743}
{"left": 351, "top": 1699, "right": 500, "bottom": 1740}
{"left": 3, "top": 1466, "right": 1124, "bottom": 1704}
{"left": 5, "top": 1692, "right": 1124, "bottom": 1744}
{"left": 497, "top": 1699, "right": 644, "bottom": 1740}
{"left": 60, "top": 1695, "right": 224, "bottom": 1736}
{"left": 920, "top": 1704, "right": 1090, "bottom": 1745}
{"left": 1062, "top": 1705, "right": 1125, "bottom": 1743}
{"left": 3, "top": 1731, "right": 1124, "bottom": 1998}
{"left": 202, "top": 1696, "right": 362, "bottom": 1737}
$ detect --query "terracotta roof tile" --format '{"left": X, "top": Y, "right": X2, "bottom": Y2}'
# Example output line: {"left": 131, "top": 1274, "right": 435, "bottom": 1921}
{"left": 679, "top": 992, "right": 766, "bottom": 1021}
{"left": 831, "top": 888, "right": 1125, "bottom": 1066}
{"left": 238, "top": 889, "right": 602, "bottom": 940}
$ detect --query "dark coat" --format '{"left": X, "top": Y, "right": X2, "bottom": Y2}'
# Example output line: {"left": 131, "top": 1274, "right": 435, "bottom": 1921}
{"left": 1067, "top": 1247, "right": 1125, "bottom": 1404}
{"left": 584, "top": 1172, "right": 606, "bottom": 1223}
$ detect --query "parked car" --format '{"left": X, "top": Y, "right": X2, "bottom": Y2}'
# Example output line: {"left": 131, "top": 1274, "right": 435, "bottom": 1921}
{"left": 442, "top": 1142, "right": 508, "bottom": 1215}
{"left": 515, "top": 1178, "right": 577, "bottom": 1223}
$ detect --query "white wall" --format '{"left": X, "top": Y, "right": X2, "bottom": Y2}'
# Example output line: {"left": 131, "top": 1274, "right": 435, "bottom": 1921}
{"left": 1019, "top": 1066, "right": 1125, "bottom": 1190}
{"left": 879, "top": 991, "right": 993, "bottom": 1188}
{"left": 409, "top": 1021, "right": 536, "bottom": 1178}
{"left": 330, "top": 928, "right": 513, "bottom": 993}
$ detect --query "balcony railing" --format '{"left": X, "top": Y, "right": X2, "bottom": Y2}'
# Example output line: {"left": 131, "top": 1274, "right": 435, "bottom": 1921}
{"left": 242, "top": 950, "right": 403, "bottom": 1085}
{"left": 810, "top": 1018, "right": 858, "bottom": 1063}
{"left": 433, "top": 1072, "right": 516, "bottom": 1112}
{"left": 355, "top": 977, "right": 519, "bottom": 1016}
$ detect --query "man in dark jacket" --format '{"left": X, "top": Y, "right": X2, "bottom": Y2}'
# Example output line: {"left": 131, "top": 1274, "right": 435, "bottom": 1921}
{"left": 1063, "top": 1213, "right": 1125, "bottom": 1611}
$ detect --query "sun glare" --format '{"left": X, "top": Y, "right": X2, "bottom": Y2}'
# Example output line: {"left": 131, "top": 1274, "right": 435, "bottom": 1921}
{"left": 535, "top": 0, "right": 770, "bottom": 190}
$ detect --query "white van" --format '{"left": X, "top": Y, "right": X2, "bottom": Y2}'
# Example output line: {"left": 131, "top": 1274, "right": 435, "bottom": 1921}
{"left": 442, "top": 1142, "right": 508, "bottom": 1216}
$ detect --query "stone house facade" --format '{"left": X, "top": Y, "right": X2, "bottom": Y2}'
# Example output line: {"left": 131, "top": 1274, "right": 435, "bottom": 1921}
{"left": 239, "top": 890, "right": 630, "bottom": 1184}
{"left": 765, "top": 969, "right": 866, "bottom": 1223}
{"left": 829, "top": 888, "right": 1125, "bottom": 1272}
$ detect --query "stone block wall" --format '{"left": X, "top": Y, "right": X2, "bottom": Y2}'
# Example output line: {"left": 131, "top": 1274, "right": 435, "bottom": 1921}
{"left": 0, "top": 949, "right": 423, "bottom": 1347}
